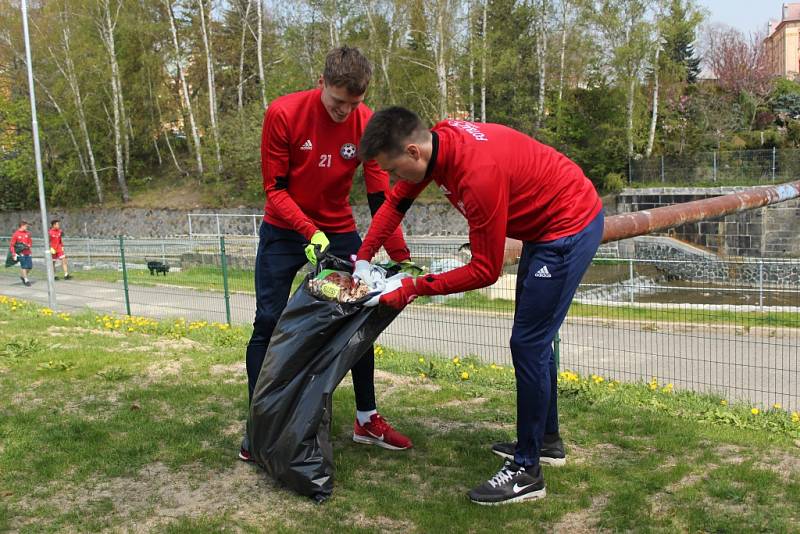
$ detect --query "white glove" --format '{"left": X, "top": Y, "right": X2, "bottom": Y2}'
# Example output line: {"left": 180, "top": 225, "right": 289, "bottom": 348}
{"left": 353, "top": 260, "right": 374, "bottom": 286}
{"left": 364, "top": 275, "right": 408, "bottom": 307}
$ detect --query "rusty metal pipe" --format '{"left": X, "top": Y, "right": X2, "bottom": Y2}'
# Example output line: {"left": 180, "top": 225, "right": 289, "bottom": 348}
{"left": 601, "top": 180, "right": 800, "bottom": 243}
{"left": 493, "top": 181, "right": 800, "bottom": 264}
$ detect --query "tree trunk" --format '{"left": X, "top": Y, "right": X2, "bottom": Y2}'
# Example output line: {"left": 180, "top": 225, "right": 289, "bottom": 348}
{"left": 362, "top": 0, "right": 394, "bottom": 103}
{"left": 237, "top": 0, "right": 252, "bottom": 112}
{"left": 52, "top": 17, "right": 103, "bottom": 203}
{"left": 197, "top": 0, "right": 223, "bottom": 173}
{"left": 481, "top": 0, "right": 487, "bottom": 122}
{"left": 154, "top": 87, "right": 185, "bottom": 175}
{"left": 627, "top": 75, "right": 635, "bottom": 157}
{"left": 534, "top": 0, "right": 548, "bottom": 131}
{"left": 438, "top": 2, "right": 448, "bottom": 119}
{"left": 645, "top": 44, "right": 660, "bottom": 157}
{"left": 98, "top": 0, "right": 129, "bottom": 202}
{"left": 38, "top": 78, "right": 88, "bottom": 180}
{"left": 327, "top": 0, "right": 340, "bottom": 48}
{"left": 468, "top": 0, "right": 475, "bottom": 120}
{"left": 556, "top": 0, "right": 567, "bottom": 131}
{"left": 257, "top": 0, "right": 267, "bottom": 109}
{"left": 165, "top": 0, "right": 204, "bottom": 175}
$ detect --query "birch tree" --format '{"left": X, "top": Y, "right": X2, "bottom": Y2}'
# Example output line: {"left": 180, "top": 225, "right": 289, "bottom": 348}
{"left": 532, "top": 0, "right": 550, "bottom": 130}
{"left": 645, "top": 1, "right": 666, "bottom": 157}
{"left": 165, "top": 0, "right": 204, "bottom": 175}
{"left": 481, "top": 0, "right": 487, "bottom": 122}
{"left": 97, "top": 0, "right": 129, "bottom": 202}
{"left": 236, "top": 0, "right": 252, "bottom": 111}
{"left": 595, "top": 0, "right": 654, "bottom": 157}
{"left": 54, "top": 13, "right": 104, "bottom": 203}
{"left": 197, "top": 0, "right": 223, "bottom": 173}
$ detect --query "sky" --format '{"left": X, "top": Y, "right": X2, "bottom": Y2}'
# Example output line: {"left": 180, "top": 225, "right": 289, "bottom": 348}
{"left": 697, "top": 0, "right": 787, "bottom": 35}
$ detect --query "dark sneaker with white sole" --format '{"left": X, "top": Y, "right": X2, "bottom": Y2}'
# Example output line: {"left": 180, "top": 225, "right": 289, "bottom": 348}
{"left": 238, "top": 433, "right": 254, "bottom": 462}
{"left": 468, "top": 460, "right": 546, "bottom": 505}
{"left": 491, "top": 433, "right": 566, "bottom": 466}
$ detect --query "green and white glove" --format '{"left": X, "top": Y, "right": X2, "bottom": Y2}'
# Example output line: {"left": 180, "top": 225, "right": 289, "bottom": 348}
{"left": 305, "top": 231, "right": 330, "bottom": 265}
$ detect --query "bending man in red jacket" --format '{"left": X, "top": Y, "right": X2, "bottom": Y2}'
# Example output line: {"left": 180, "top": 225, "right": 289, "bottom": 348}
{"left": 241, "top": 47, "right": 414, "bottom": 462}
{"left": 356, "top": 107, "right": 604, "bottom": 505}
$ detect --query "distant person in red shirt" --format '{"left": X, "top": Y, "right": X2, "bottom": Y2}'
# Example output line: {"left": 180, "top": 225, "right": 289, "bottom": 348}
{"left": 356, "top": 107, "right": 604, "bottom": 505}
{"left": 240, "top": 46, "right": 415, "bottom": 462}
{"left": 48, "top": 220, "right": 72, "bottom": 280}
{"left": 10, "top": 220, "right": 33, "bottom": 287}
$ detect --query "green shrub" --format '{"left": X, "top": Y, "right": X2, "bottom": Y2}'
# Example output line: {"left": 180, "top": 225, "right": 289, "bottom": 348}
{"left": 601, "top": 172, "right": 626, "bottom": 194}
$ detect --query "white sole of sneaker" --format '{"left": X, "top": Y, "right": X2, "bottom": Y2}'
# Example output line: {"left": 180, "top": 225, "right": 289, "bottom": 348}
{"left": 352, "top": 433, "right": 409, "bottom": 450}
{"left": 492, "top": 449, "right": 566, "bottom": 467}
{"left": 471, "top": 487, "right": 546, "bottom": 505}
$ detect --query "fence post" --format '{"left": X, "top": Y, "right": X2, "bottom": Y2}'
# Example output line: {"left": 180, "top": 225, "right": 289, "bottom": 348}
{"left": 119, "top": 235, "right": 131, "bottom": 316}
{"left": 85, "top": 239, "right": 92, "bottom": 269}
{"left": 553, "top": 331, "right": 561, "bottom": 370}
{"left": 628, "top": 158, "right": 632, "bottom": 184}
{"left": 628, "top": 259, "right": 635, "bottom": 304}
{"left": 188, "top": 215, "right": 193, "bottom": 238}
{"left": 713, "top": 151, "right": 717, "bottom": 182}
{"left": 758, "top": 259, "right": 764, "bottom": 309}
{"left": 772, "top": 147, "right": 776, "bottom": 182}
{"left": 216, "top": 214, "right": 222, "bottom": 237}
{"left": 252, "top": 215, "right": 258, "bottom": 237}
{"left": 220, "top": 236, "right": 232, "bottom": 326}
{"left": 161, "top": 242, "right": 167, "bottom": 264}
{"left": 661, "top": 155, "right": 665, "bottom": 183}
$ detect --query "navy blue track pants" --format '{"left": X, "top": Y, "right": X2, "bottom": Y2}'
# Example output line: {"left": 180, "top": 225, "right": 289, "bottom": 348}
{"left": 512, "top": 211, "right": 604, "bottom": 467}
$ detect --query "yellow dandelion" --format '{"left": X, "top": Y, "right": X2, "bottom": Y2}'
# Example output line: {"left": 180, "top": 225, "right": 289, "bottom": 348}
{"left": 720, "top": 399, "right": 728, "bottom": 406}
{"left": 791, "top": 412, "right": 799, "bottom": 423}
{"left": 460, "top": 371, "right": 469, "bottom": 380}
{"left": 418, "top": 357, "right": 425, "bottom": 364}
{"left": 751, "top": 408, "right": 760, "bottom": 415}
{"left": 452, "top": 356, "right": 460, "bottom": 365}
{"left": 773, "top": 403, "right": 782, "bottom": 410}
{"left": 662, "top": 383, "right": 673, "bottom": 393}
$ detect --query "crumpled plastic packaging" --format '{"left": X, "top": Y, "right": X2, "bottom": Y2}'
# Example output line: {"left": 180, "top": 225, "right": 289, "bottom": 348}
{"left": 307, "top": 269, "right": 371, "bottom": 303}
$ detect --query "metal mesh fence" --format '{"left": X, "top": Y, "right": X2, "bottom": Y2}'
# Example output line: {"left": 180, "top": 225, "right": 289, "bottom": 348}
{"left": 629, "top": 148, "right": 800, "bottom": 186}
{"left": 0, "top": 235, "right": 797, "bottom": 410}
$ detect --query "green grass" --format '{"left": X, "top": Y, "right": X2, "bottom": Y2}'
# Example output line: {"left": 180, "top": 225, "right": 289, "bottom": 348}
{"left": 69, "top": 266, "right": 307, "bottom": 295}
{"left": 424, "top": 291, "right": 800, "bottom": 329}
{"left": 1, "top": 295, "right": 799, "bottom": 532}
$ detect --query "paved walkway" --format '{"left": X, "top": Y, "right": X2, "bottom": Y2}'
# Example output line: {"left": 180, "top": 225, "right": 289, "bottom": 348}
{"left": 1, "top": 272, "right": 797, "bottom": 410}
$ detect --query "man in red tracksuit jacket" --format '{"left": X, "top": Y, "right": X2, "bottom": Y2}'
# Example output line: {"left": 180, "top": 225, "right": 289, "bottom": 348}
{"left": 10, "top": 221, "right": 33, "bottom": 287}
{"left": 240, "top": 47, "right": 414, "bottom": 461}
{"left": 355, "top": 107, "right": 604, "bottom": 505}
{"left": 48, "top": 220, "right": 72, "bottom": 280}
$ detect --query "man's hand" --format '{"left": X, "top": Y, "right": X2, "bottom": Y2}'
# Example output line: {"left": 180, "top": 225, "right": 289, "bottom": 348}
{"left": 353, "top": 260, "right": 375, "bottom": 287}
{"left": 50, "top": 248, "right": 56, "bottom": 255}
{"left": 304, "top": 231, "right": 330, "bottom": 265}
{"left": 11, "top": 254, "right": 17, "bottom": 262}
{"left": 364, "top": 276, "right": 418, "bottom": 310}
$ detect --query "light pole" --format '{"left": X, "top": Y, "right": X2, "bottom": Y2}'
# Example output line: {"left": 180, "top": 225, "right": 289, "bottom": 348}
{"left": 20, "top": 0, "right": 56, "bottom": 308}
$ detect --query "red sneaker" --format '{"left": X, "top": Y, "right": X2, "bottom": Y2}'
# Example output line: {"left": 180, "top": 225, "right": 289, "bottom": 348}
{"left": 353, "top": 413, "right": 413, "bottom": 450}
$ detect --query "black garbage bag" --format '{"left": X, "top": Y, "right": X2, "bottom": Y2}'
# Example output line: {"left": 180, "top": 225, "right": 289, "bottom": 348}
{"left": 4, "top": 243, "right": 27, "bottom": 268}
{"left": 248, "top": 255, "right": 401, "bottom": 501}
